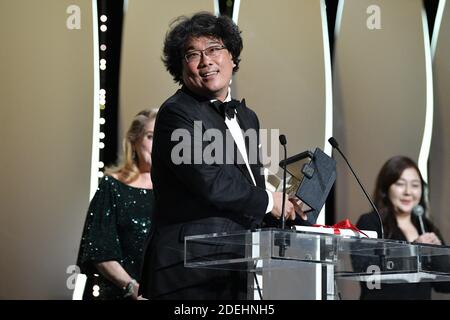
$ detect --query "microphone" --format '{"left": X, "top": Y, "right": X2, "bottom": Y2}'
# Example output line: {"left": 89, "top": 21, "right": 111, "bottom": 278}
{"left": 328, "top": 137, "right": 384, "bottom": 239}
{"left": 412, "top": 204, "right": 432, "bottom": 266}
{"left": 279, "top": 134, "right": 287, "bottom": 230}
{"left": 274, "top": 134, "right": 290, "bottom": 258}
{"left": 412, "top": 205, "right": 426, "bottom": 235}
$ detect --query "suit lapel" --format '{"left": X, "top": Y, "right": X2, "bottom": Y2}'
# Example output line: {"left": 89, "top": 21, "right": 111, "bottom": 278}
{"left": 192, "top": 93, "right": 258, "bottom": 187}
{"left": 234, "top": 100, "right": 259, "bottom": 186}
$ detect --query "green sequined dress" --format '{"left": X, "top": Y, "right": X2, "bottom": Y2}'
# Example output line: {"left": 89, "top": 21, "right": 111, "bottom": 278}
{"left": 77, "top": 175, "right": 154, "bottom": 300}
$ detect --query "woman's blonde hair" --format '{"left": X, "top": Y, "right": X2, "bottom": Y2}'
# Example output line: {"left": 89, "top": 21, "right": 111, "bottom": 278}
{"left": 104, "top": 108, "right": 159, "bottom": 183}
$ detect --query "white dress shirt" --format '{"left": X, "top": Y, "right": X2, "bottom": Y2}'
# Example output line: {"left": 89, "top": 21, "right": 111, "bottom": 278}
{"left": 212, "top": 93, "right": 274, "bottom": 214}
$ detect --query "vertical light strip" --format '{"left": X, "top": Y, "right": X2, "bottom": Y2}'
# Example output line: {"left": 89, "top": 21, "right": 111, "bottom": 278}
{"left": 89, "top": 0, "right": 100, "bottom": 200}
{"left": 317, "top": 0, "right": 333, "bottom": 225}
{"left": 213, "top": 0, "right": 220, "bottom": 16}
{"left": 74, "top": 0, "right": 99, "bottom": 300}
{"left": 418, "top": 8, "right": 434, "bottom": 183}
{"left": 334, "top": 0, "right": 345, "bottom": 42}
{"left": 320, "top": 0, "right": 333, "bottom": 157}
{"left": 72, "top": 273, "right": 87, "bottom": 300}
{"left": 232, "top": 0, "right": 241, "bottom": 24}
{"left": 431, "top": 0, "right": 446, "bottom": 59}
{"left": 315, "top": 0, "right": 333, "bottom": 290}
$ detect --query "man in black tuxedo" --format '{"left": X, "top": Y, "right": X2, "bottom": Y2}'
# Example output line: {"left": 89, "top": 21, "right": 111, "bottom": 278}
{"left": 139, "top": 12, "right": 299, "bottom": 300}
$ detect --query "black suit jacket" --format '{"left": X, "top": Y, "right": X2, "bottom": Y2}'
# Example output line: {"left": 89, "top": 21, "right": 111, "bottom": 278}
{"left": 140, "top": 87, "right": 268, "bottom": 299}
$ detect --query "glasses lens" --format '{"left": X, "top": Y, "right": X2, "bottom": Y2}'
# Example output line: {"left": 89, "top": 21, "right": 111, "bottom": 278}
{"left": 207, "top": 46, "right": 224, "bottom": 57}
{"left": 185, "top": 46, "right": 224, "bottom": 62}
{"left": 185, "top": 52, "right": 199, "bottom": 62}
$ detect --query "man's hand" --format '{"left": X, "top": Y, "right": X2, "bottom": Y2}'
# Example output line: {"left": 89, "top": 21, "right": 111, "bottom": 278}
{"left": 271, "top": 192, "right": 296, "bottom": 221}
{"left": 289, "top": 197, "right": 307, "bottom": 221}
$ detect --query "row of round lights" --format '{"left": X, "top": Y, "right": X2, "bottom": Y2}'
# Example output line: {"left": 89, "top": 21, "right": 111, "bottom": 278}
{"left": 97, "top": 14, "right": 108, "bottom": 182}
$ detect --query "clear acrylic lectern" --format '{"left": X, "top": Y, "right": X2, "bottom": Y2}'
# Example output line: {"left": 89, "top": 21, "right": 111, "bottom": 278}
{"left": 185, "top": 228, "right": 450, "bottom": 300}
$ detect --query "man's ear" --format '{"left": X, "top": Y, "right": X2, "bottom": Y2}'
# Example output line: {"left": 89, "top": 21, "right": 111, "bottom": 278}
{"left": 230, "top": 52, "right": 236, "bottom": 68}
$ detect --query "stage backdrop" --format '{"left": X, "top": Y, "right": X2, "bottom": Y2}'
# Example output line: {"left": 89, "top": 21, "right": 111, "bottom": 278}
{"left": 0, "top": 0, "right": 448, "bottom": 300}
{"left": 332, "top": 0, "right": 436, "bottom": 299}
{"left": 234, "top": 0, "right": 332, "bottom": 176}
{"left": 119, "top": 0, "right": 215, "bottom": 143}
{"left": 232, "top": 0, "right": 332, "bottom": 300}
{"left": 0, "top": 0, "right": 96, "bottom": 299}
{"left": 429, "top": 0, "right": 450, "bottom": 299}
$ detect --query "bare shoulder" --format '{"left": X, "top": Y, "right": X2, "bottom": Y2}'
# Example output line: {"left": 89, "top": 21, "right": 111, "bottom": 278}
{"left": 107, "top": 172, "right": 117, "bottom": 179}
{"left": 107, "top": 172, "right": 122, "bottom": 182}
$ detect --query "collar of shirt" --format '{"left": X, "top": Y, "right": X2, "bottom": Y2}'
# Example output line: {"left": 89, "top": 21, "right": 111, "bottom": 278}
{"left": 209, "top": 89, "right": 272, "bottom": 212}
{"left": 210, "top": 87, "right": 232, "bottom": 104}
{"left": 210, "top": 90, "right": 256, "bottom": 187}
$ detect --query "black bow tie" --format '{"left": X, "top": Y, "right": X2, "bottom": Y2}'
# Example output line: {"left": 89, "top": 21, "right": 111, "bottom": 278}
{"left": 211, "top": 99, "right": 242, "bottom": 120}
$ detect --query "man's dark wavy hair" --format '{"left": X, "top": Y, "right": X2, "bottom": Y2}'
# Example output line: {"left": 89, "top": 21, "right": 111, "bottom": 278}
{"left": 162, "top": 12, "right": 243, "bottom": 84}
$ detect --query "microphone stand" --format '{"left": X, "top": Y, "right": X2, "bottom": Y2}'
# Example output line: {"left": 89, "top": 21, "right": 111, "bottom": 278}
{"left": 280, "top": 141, "right": 287, "bottom": 231}
{"left": 328, "top": 138, "right": 387, "bottom": 272}
{"left": 277, "top": 135, "right": 289, "bottom": 257}
{"left": 328, "top": 138, "right": 384, "bottom": 239}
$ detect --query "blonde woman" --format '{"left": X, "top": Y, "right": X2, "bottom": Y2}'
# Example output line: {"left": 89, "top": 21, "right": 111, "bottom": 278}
{"left": 77, "top": 108, "right": 158, "bottom": 300}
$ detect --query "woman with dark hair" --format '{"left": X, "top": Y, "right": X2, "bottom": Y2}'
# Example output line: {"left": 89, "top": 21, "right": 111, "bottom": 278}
{"left": 356, "top": 155, "right": 449, "bottom": 299}
{"left": 77, "top": 108, "right": 158, "bottom": 300}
